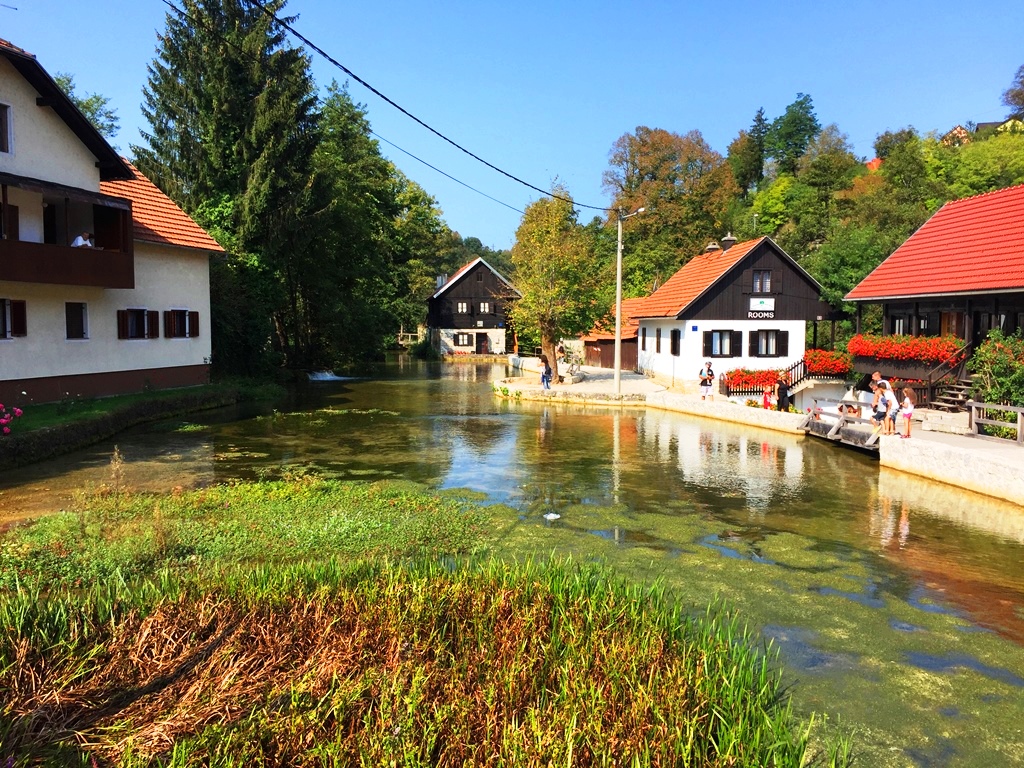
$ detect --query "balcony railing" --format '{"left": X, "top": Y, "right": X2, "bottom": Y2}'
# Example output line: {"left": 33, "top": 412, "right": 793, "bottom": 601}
{"left": 0, "top": 240, "right": 134, "bottom": 289}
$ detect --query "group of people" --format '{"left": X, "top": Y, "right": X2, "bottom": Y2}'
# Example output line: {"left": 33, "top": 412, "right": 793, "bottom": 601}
{"left": 868, "top": 371, "right": 916, "bottom": 438}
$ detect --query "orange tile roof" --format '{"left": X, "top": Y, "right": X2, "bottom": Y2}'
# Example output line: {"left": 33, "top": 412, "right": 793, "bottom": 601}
{"left": 100, "top": 162, "right": 223, "bottom": 252}
{"left": 846, "top": 183, "right": 1024, "bottom": 300}
{"left": 582, "top": 297, "right": 646, "bottom": 341}
{"left": 635, "top": 238, "right": 765, "bottom": 318}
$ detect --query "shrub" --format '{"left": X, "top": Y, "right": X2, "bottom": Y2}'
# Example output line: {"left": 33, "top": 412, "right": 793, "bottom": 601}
{"left": 968, "top": 329, "right": 1024, "bottom": 408}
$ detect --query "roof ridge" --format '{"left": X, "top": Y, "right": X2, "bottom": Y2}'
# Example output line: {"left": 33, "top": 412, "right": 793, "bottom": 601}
{"left": 943, "top": 182, "right": 1024, "bottom": 207}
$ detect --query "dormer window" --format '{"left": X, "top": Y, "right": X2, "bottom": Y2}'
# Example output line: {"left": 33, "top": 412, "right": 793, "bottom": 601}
{"left": 0, "top": 104, "right": 10, "bottom": 153}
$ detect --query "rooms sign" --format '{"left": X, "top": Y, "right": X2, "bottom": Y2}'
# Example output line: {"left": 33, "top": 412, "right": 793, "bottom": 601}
{"left": 748, "top": 297, "right": 775, "bottom": 319}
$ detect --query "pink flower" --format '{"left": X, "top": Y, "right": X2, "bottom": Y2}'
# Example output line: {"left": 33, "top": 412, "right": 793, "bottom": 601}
{"left": 2, "top": 427, "right": 9, "bottom": 435}
{"left": 12, "top": 408, "right": 21, "bottom": 417}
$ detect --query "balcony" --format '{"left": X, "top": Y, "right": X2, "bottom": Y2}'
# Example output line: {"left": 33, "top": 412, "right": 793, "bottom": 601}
{"left": 0, "top": 240, "right": 134, "bottom": 288}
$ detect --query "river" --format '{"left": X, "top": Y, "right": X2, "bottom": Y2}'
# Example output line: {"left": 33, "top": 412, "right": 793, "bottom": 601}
{"left": 2, "top": 359, "right": 1023, "bottom": 766}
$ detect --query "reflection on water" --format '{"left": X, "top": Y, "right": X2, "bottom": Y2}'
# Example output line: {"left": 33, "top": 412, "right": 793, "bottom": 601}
{"left": 3, "top": 360, "right": 1024, "bottom": 764}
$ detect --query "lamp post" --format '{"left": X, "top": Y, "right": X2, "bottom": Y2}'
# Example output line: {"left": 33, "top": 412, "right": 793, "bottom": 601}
{"left": 614, "top": 206, "right": 645, "bottom": 394}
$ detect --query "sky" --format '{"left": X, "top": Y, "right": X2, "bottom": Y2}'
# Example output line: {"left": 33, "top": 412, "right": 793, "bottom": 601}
{"left": 3, "top": 0, "right": 1023, "bottom": 250}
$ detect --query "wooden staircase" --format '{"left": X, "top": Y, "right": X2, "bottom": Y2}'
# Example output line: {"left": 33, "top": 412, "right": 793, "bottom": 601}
{"left": 929, "top": 377, "right": 976, "bottom": 413}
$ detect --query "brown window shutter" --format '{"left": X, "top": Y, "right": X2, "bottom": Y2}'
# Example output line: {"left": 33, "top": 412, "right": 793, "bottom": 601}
{"left": 749, "top": 331, "right": 758, "bottom": 357}
{"left": 163, "top": 310, "right": 172, "bottom": 338}
{"left": 702, "top": 331, "right": 712, "bottom": 357}
{"left": 731, "top": 330, "right": 742, "bottom": 356}
{"left": 778, "top": 330, "right": 789, "bottom": 357}
{"left": 188, "top": 311, "right": 200, "bottom": 338}
{"left": 10, "top": 300, "right": 27, "bottom": 336}
{"left": 147, "top": 310, "right": 160, "bottom": 339}
{"left": 742, "top": 269, "right": 753, "bottom": 294}
{"left": 117, "top": 309, "right": 129, "bottom": 339}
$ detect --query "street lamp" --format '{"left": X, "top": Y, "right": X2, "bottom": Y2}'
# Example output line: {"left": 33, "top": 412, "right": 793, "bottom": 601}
{"left": 614, "top": 206, "right": 645, "bottom": 394}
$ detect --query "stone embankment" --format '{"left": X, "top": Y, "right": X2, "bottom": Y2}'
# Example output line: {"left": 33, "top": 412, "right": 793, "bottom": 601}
{"left": 497, "top": 356, "right": 1024, "bottom": 507}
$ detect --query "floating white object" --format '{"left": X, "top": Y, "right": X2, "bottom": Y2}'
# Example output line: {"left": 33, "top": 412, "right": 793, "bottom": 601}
{"left": 543, "top": 512, "right": 561, "bottom": 521}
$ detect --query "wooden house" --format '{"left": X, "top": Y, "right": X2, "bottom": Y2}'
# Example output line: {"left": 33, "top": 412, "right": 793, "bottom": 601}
{"left": 846, "top": 183, "right": 1024, "bottom": 376}
{"left": 0, "top": 38, "right": 221, "bottom": 405}
{"left": 427, "top": 257, "right": 518, "bottom": 355}
{"left": 632, "top": 236, "right": 830, "bottom": 393}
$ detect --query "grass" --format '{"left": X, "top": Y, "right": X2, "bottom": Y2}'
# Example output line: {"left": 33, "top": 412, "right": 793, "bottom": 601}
{"left": 5, "top": 378, "right": 283, "bottom": 435}
{"left": 0, "top": 558, "right": 847, "bottom": 767}
{"left": 0, "top": 457, "right": 853, "bottom": 766}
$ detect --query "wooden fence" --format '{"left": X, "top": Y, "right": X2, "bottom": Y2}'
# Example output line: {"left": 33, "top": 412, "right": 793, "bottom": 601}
{"left": 967, "top": 400, "right": 1024, "bottom": 446}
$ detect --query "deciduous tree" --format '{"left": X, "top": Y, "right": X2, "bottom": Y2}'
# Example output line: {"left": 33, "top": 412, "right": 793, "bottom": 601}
{"left": 54, "top": 72, "right": 119, "bottom": 139}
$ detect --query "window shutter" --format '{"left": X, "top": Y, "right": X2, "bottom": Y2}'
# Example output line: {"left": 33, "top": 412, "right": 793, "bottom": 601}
{"left": 10, "top": 300, "right": 27, "bottom": 336}
{"left": 189, "top": 311, "right": 200, "bottom": 338}
{"left": 778, "top": 330, "right": 789, "bottom": 357}
{"left": 641, "top": 327, "right": 646, "bottom": 351}
{"left": 702, "top": 331, "right": 712, "bottom": 357}
{"left": 742, "top": 269, "right": 753, "bottom": 293}
{"left": 773, "top": 273, "right": 783, "bottom": 294}
{"left": 163, "top": 310, "right": 172, "bottom": 338}
{"left": 117, "top": 310, "right": 129, "bottom": 339}
{"left": 731, "top": 330, "right": 742, "bottom": 356}
{"left": 749, "top": 331, "right": 757, "bottom": 357}
{"left": 147, "top": 310, "right": 160, "bottom": 339}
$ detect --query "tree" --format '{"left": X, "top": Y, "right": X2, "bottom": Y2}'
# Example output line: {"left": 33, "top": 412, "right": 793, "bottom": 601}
{"left": 727, "top": 130, "right": 762, "bottom": 195}
{"left": 1003, "top": 64, "right": 1024, "bottom": 120}
{"left": 603, "top": 126, "right": 739, "bottom": 284}
{"left": 53, "top": 72, "right": 119, "bottom": 139}
{"left": 509, "top": 189, "right": 607, "bottom": 379}
{"left": 765, "top": 93, "right": 821, "bottom": 175}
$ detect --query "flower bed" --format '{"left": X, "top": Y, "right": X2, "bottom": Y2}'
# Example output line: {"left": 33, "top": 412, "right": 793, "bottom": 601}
{"left": 803, "top": 349, "right": 852, "bottom": 377}
{"left": 847, "top": 334, "right": 964, "bottom": 364}
{"left": 724, "top": 368, "right": 780, "bottom": 392}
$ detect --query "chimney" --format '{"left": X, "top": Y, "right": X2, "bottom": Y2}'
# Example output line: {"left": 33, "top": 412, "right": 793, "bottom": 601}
{"left": 721, "top": 232, "right": 737, "bottom": 251}
{"left": 705, "top": 241, "right": 721, "bottom": 253}
{"left": 436, "top": 274, "right": 448, "bottom": 289}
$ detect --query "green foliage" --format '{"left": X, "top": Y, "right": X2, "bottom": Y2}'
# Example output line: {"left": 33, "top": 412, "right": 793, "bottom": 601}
{"left": 0, "top": 558, "right": 848, "bottom": 766}
{"left": 53, "top": 71, "right": 119, "bottom": 139}
{"left": 509, "top": 188, "right": 608, "bottom": 366}
{"left": 968, "top": 329, "right": 1024, "bottom": 407}
{"left": 940, "top": 131, "right": 1024, "bottom": 198}
{"left": 1003, "top": 63, "right": 1024, "bottom": 120}
{"left": 802, "top": 223, "right": 891, "bottom": 308}
{"left": 765, "top": 93, "right": 822, "bottom": 175}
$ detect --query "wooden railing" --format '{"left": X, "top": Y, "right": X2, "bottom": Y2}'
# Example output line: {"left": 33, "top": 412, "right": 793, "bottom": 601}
{"left": 802, "top": 398, "right": 883, "bottom": 447}
{"left": 925, "top": 342, "right": 970, "bottom": 404}
{"left": 720, "top": 356, "right": 843, "bottom": 398}
{"left": 966, "top": 400, "right": 1024, "bottom": 446}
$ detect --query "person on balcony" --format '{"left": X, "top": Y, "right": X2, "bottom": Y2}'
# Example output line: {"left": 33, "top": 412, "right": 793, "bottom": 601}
{"left": 70, "top": 231, "right": 94, "bottom": 248}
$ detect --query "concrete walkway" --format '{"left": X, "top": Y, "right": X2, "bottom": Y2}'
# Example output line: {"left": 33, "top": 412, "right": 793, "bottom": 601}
{"left": 497, "top": 358, "right": 1024, "bottom": 508}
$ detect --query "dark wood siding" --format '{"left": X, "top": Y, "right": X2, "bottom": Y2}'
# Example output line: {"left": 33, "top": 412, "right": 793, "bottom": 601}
{"left": 427, "top": 262, "right": 513, "bottom": 330}
{"left": 684, "top": 241, "right": 829, "bottom": 322}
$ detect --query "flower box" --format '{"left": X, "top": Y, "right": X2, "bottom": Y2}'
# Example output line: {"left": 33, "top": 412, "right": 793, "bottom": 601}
{"left": 851, "top": 355, "right": 936, "bottom": 380}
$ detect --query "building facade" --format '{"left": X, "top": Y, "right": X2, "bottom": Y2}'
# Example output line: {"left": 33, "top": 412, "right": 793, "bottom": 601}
{"left": 0, "top": 39, "right": 221, "bottom": 405}
{"left": 427, "top": 257, "right": 517, "bottom": 355}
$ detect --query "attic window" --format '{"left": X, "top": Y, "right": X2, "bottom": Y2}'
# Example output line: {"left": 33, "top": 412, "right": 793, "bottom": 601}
{"left": 753, "top": 270, "right": 772, "bottom": 293}
{"left": 0, "top": 104, "right": 10, "bottom": 153}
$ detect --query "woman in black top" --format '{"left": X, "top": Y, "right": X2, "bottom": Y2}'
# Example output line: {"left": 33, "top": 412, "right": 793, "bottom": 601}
{"left": 775, "top": 375, "right": 790, "bottom": 412}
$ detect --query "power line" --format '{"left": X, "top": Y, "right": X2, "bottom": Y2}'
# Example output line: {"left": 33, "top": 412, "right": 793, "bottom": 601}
{"left": 371, "top": 132, "right": 524, "bottom": 215}
{"left": 240, "top": 0, "right": 612, "bottom": 212}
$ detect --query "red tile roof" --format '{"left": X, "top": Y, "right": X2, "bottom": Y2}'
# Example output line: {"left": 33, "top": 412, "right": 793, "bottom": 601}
{"left": 582, "top": 297, "right": 646, "bottom": 341}
{"left": 846, "top": 183, "right": 1024, "bottom": 300}
{"left": 635, "top": 237, "right": 765, "bottom": 318}
{"left": 100, "top": 162, "right": 223, "bottom": 252}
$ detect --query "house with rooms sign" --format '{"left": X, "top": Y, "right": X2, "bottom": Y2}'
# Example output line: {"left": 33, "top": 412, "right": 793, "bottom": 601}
{"left": 633, "top": 235, "right": 831, "bottom": 396}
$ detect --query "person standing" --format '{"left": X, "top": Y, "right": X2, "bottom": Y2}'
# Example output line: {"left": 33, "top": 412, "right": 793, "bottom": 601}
{"left": 774, "top": 373, "right": 790, "bottom": 412}
{"left": 699, "top": 361, "right": 715, "bottom": 400}
{"left": 70, "top": 231, "right": 94, "bottom": 247}
{"left": 899, "top": 387, "right": 916, "bottom": 438}
{"left": 540, "top": 355, "right": 552, "bottom": 390}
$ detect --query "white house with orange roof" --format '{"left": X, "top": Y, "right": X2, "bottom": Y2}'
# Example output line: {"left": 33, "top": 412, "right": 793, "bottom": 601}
{"left": 633, "top": 236, "right": 830, "bottom": 394}
{"left": 0, "top": 38, "right": 221, "bottom": 405}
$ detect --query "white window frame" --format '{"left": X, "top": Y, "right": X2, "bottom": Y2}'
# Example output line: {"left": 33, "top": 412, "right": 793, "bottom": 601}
{"left": 479, "top": 301, "right": 491, "bottom": 314}
{"left": 754, "top": 330, "right": 779, "bottom": 357}
{"left": 753, "top": 269, "right": 772, "bottom": 293}
{"left": 456, "top": 301, "right": 469, "bottom": 314}
{"left": 709, "top": 330, "right": 734, "bottom": 357}
{"left": 454, "top": 332, "right": 472, "bottom": 346}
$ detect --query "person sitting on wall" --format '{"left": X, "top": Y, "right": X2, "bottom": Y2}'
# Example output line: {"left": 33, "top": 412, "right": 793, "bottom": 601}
{"left": 70, "top": 231, "right": 94, "bottom": 248}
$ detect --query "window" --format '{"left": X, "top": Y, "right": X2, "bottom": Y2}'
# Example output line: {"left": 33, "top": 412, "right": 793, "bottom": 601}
{"left": 918, "top": 315, "right": 929, "bottom": 333}
{"left": 0, "top": 104, "right": 10, "bottom": 153}
{"left": 753, "top": 270, "right": 772, "bottom": 293}
{"left": 892, "top": 316, "right": 906, "bottom": 335}
{"left": 749, "top": 329, "right": 789, "bottom": 358}
{"left": 1, "top": 299, "right": 27, "bottom": 339}
{"left": 476, "top": 271, "right": 483, "bottom": 282}
{"left": 479, "top": 301, "right": 491, "bottom": 314}
{"left": 117, "top": 309, "right": 159, "bottom": 340}
{"left": 655, "top": 328, "right": 661, "bottom": 354}
{"left": 164, "top": 309, "right": 200, "bottom": 338}
{"left": 670, "top": 329, "right": 681, "bottom": 356}
{"left": 454, "top": 332, "right": 472, "bottom": 346}
{"left": 641, "top": 327, "right": 647, "bottom": 351}
{"left": 703, "top": 330, "right": 742, "bottom": 357}
{"left": 457, "top": 301, "right": 469, "bottom": 314}
{"left": 65, "top": 302, "right": 88, "bottom": 340}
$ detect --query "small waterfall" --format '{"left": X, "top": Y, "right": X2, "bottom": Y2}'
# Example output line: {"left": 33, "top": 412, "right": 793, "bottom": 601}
{"left": 307, "top": 371, "right": 354, "bottom": 381}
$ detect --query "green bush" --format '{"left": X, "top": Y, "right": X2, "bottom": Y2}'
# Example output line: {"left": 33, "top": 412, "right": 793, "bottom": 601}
{"left": 968, "top": 329, "right": 1024, "bottom": 407}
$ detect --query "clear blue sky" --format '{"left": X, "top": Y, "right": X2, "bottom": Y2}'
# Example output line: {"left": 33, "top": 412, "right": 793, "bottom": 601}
{"left": 4, "top": 0, "right": 1022, "bottom": 250}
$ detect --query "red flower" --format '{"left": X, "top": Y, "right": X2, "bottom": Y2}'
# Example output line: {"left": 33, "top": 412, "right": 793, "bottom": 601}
{"left": 847, "top": 334, "right": 964, "bottom": 365}
{"left": 803, "top": 349, "right": 853, "bottom": 376}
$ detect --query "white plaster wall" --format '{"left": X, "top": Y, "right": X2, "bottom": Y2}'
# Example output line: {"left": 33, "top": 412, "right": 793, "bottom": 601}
{"left": 1, "top": 242, "right": 211, "bottom": 386}
{"left": 5, "top": 186, "right": 43, "bottom": 242}
{"left": 437, "top": 328, "right": 505, "bottom": 355}
{"left": 637, "top": 318, "right": 807, "bottom": 388}
{"left": 0, "top": 58, "right": 102, "bottom": 190}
